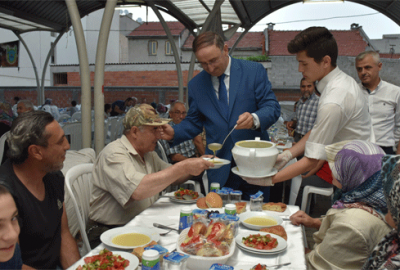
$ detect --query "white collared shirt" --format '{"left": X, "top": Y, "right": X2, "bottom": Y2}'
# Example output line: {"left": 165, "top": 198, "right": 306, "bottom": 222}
{"left": 305, "top": 67, "right": 374, "bottom": 160}
{"left": 361, "top": 80, "right": 400, "bottom": 147}
{"left": 210, "top": 56, "right": 260, "bottom": 128}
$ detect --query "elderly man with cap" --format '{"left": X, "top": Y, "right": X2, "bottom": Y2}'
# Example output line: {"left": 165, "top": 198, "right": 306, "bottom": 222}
{"left": 87, "top": 104, "right": 212, "bottom": 247}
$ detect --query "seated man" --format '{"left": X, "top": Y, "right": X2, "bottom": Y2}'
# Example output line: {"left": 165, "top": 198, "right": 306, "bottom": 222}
{"left": 88, "top": 104, "right": 212, "bottom": 247}
{"left": 160, "top": 101, "right": 206, "bottom": 194}
{"left": 110, "top": 97, "right": 135, "bottom": 116}
{"left": 16, "top": 100, "right": 34, "bottom": 115}
{"left": 0, "top": 111, "right": 80, "bottom": 269}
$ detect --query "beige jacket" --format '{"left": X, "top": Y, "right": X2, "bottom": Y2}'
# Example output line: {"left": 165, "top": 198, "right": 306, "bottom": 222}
{"left": 307, "top": 208, "right": 391, "bottom": 270}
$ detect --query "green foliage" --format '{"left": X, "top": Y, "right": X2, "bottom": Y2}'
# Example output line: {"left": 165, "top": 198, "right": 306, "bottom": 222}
{"left": 234, "top": 55, "right": 270, "bottom": 62}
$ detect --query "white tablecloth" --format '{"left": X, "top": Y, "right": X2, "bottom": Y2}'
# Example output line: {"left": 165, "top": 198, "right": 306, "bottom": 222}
{"left": 68, "top": 197, "right": 306, "bottom": 270}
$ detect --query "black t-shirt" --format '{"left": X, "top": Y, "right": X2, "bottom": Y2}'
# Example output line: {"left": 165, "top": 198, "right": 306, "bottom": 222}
{"left": 0, "top": 160, "right": 64, "bottom": 269}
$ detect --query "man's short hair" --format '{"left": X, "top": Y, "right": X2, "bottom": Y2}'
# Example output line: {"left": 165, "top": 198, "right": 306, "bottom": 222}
{"left": 193, "top": 31, "right": 225, "bottom": 53}
{"left": 287, "top": 27, "right": 338, "bottom": 67}
{"left": 125, "top": 97, "right": 133, "bottom": 103}
{"left": 170, "top": 100, "right": 186, "bottom": 111}
{"left": 71, "top": 100, "right": 77, "bottom": 107}
{"left": 7, "top": 111, "right": 54, "bottom": 164}
{"left": 18, "top": 100, "right": 34, "bottom": 110}
{"left": 300, "top": 77, "right": 316, "bottom": 88}
{"left": 355, "top": 51, "right": 380, "bottom": 64}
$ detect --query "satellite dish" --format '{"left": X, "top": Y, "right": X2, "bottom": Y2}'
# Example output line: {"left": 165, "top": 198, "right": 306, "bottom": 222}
{"left": 137, "top": 17, "right": 143, "bottom": 23}
{"left": 124, "top": 10, "right": 129, "bottom": 15}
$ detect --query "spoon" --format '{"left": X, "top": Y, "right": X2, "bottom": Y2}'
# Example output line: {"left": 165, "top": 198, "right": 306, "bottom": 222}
{"left": 208, "top": 124, "right": 237, "bottom": 159}
{"left": 153, "top": 223, "right": 179, "bottom": 232}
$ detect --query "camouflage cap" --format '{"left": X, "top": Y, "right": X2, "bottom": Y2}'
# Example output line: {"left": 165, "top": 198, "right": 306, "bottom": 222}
{"left": 123, "top": 104, "right": 171, "bottom": 130}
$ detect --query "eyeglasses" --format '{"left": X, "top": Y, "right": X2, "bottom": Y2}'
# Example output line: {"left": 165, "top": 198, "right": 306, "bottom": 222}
{"left": 171, "top": 110, "right": 187, "bottom": 116}
{"left": 198, "top": 51, "right": 224, "bottom": 68}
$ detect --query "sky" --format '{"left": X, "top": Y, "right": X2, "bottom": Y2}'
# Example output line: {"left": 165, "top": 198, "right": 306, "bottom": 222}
{"left": 121, "top": 1, "right": 400, "bottom": 40}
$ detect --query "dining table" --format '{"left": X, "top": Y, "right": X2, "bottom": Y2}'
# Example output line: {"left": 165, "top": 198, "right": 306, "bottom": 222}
{"left": 68, "top": 194, "right": 307, "bottom": 270}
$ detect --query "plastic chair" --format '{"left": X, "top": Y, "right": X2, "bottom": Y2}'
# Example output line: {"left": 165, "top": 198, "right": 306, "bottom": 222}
{"left": 301, "top": 186, "right": 334, "bottom": 214}
{"left": 62, "top": 122, "right": 82, "bottom": 150}
{"left": 0, "top": 131, "right": 9, "bottom": 164}
{"left": 58, "top": 114, "right": 71, "bottom": 123}
{"left": 116, "top": 117, "right": 124, "bottom": 138}
{"left": 65, "top": 163, "right": 93, "bottom": 255}
{"left": 71, "top": 111, "right": 82, "bottom": 122}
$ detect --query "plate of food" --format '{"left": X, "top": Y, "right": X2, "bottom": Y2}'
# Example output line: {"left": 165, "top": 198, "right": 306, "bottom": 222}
{"left": 203, "top": 157, "right": 231, "bottom": 169}
{"left": 235, "top": 232, "right": 287, "bottom": 255}
{"left": 169, "top": 188, "right": 204, "bottom": 204}
{"left": 73, "top": 249, "right": 139, "bottom": 270}
{"left": 239, "top": 211, "right": 283, "bottom": 230}
{"left": 262, "top": 202, "right": 291, "bottom": 216}
{"left": 100, "top": 226, "right": 160, "bottom": 249}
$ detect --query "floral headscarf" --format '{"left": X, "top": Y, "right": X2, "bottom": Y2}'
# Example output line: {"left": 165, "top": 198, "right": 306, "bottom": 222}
{"left": 363, "top": 155, "right": 400, "bottom": 270}
{"left": 0, "top": 102, "right": 14, "bottom": 126}
{"left": 325, "top": 140, "right": 387, "bottom": 218}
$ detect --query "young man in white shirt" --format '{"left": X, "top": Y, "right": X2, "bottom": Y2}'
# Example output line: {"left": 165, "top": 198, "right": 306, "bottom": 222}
{"left": 356, "top": 50, "right": 400, "bottom": 154}
{"left": 242, "top": 26, "right": 373, "bottom": 186}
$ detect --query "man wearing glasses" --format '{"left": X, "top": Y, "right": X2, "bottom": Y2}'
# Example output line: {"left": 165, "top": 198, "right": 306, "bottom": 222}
{"left": 160, "top": 100, "right": 206, "bottom": 194}
{"left": 162, "top": 31, "right": 280, "bottom": 201}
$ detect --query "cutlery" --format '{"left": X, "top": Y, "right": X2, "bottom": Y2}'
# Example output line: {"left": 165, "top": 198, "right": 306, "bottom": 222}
{"left": 159, "top": 229, "right": 172, "bottom": 236}
{"left": 153, "top": 223, "right": 179, "bottom": 232}
{"left": 209, "top": 124, "right": 237, "bottom": 159}
{"left": 268, "top": 262, "right": 291, "bottom": 268}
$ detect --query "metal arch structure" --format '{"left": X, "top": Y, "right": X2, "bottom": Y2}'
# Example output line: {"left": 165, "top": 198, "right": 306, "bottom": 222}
{"left": 0, "top": 0, "right": 399, "bottom": 151}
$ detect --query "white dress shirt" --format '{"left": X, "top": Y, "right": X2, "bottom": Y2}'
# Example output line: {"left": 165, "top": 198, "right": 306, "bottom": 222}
{"left": 361, "top": 80, "right": 400, "bottom": 147}
{"left": 305, "top": 67, "right": 374, "bottom": 160}
{"left": 211, "top": 56, "right": 260, "bottom": 128}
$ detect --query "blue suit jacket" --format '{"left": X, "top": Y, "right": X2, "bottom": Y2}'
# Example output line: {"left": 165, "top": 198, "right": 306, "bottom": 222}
{"left": 174, "top": 57, "right": 280, "bottom": 186}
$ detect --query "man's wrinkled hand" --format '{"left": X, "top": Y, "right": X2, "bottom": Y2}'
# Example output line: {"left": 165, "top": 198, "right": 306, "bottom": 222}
{"left": 160, "top": 124, "right": 175, "bottom": 141}
{"left": 274, "top": 150, "right": 293, "bottom": 171}
{"left": 236, "top": 112, "right": 254, "bottom": 130}
{"left": 182, "top": 158, "right": 214, "bottom": 176}
{"left": 241, "top": 176, "right": 273, "bottom": 186}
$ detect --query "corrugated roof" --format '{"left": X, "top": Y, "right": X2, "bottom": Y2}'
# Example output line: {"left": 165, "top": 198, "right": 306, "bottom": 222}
{"left": 128, "top": 21, "right": 186, "bottom": 37}
{"left": 268, "top": 30, "right": 368, "bottom": 56}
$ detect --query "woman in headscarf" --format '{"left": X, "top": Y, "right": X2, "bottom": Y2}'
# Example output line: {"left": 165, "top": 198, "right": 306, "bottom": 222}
{"left": 290, "top": 140, "right": 392, "bottom": 270}
{"left": 363, "top": 155, "right": 400, "bottom": 269}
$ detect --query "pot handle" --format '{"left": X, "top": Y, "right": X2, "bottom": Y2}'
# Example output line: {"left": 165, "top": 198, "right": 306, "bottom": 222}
{"left": 250, "top": 148, "right": 256, "bottom": 158}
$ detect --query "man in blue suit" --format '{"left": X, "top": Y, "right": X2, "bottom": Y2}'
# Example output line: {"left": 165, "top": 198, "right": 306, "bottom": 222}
{"left": 163, "top": 31, "right": 280, "bottom": 201}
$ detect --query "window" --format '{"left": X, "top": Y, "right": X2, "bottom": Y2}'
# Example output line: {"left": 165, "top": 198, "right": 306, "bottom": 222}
{"left": 148, "top": 40, "right": 157, "bottom": 55}
{"left": 165, "top": 41, "right": 173, "bottom": 55}
{"left": 53, "top": 73, "right": 67, "bottom": 85}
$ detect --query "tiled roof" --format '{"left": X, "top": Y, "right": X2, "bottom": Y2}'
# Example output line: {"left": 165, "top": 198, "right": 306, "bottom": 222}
{"left": 379, "top": 53, "right": 400, "bottom": 59}
{"left": 183, "top": 32, "right": 264, "bottom": 49}
{"left": 268, "top": 30, "right": 368, "bottom": 56}
{"left": 128, "top": 21, "right": 185, "bottom": 37}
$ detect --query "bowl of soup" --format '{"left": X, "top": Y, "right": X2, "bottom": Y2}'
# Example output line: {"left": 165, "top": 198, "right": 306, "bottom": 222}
{"left": 232, "top": 137, "right": 279, "bottom": 176}
{"left": 238, "top": 211, "right": 283, "bottom": 230}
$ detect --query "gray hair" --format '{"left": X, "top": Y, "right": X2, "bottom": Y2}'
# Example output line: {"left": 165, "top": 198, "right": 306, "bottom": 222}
{"left": 18, "top": 100, "right": 34, "bottom": 110}
{"left": 170, "top": 100, "right": 186, "bottom": 111}
{"left": 7, "top": 111, "right": 54, "bottom": 164}
{"left": 356, "top": 51, "right": 381, "bottom": 64}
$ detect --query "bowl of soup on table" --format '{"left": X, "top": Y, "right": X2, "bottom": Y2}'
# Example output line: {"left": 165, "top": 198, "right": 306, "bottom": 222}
{"left": 232, "top": 137, "right": 279, "bottom": 176}
{"left": 239, "top": 211, "right": 283, "bottom": 230}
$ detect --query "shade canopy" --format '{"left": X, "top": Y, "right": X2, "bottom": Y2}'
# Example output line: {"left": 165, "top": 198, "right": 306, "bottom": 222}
{"left": 0, "top": 1, "right": 398, "bottom": 35}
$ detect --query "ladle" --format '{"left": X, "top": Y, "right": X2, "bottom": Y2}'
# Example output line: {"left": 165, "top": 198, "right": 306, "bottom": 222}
{"left": 208, "top": 124, "right": 237, "bottom": 159}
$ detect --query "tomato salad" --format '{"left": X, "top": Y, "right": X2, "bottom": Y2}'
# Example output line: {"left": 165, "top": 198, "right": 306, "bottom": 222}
{"left": 76, "top": 249, "right": 130, "bottom": 270}
{"left": 174, "top": 188, "right": 199, "bottom": 200}
{"left": 242, "top": 234, "right": 278, "bottom": 250}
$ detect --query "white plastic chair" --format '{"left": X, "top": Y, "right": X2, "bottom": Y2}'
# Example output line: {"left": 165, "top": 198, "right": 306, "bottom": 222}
{"left": 62, "top": 122, "right": 82, "bottom": 150}
{"left": 116, "top": 117, "right": 124, "bottom": 138}
{"left": 41, "top": 104, "right": 52, "bottom": 114}
{"left": 65, "top": 163, "right": 93, "bottom": 255}
{"left": 58, "top": 114, "right": 71, "bottom": 123}
{"left": 50, "top": 105, "right": 61, "bottom": 121}
{"left": 301, "top": 186, "right": 334, "bottom": 214}
{"left": 0, "top": 131, "right": 9, "bottom": 163}
{"left": 71, "top": 111, "right": 82, "bottom": 122}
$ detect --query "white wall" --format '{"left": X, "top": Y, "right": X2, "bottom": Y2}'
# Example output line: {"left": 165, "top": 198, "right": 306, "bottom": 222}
{"left": 0, "top": 30, "right": 53, "bottom": 86}
{"left": 56, "top": 9, "right": 120, "bottom": 65}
